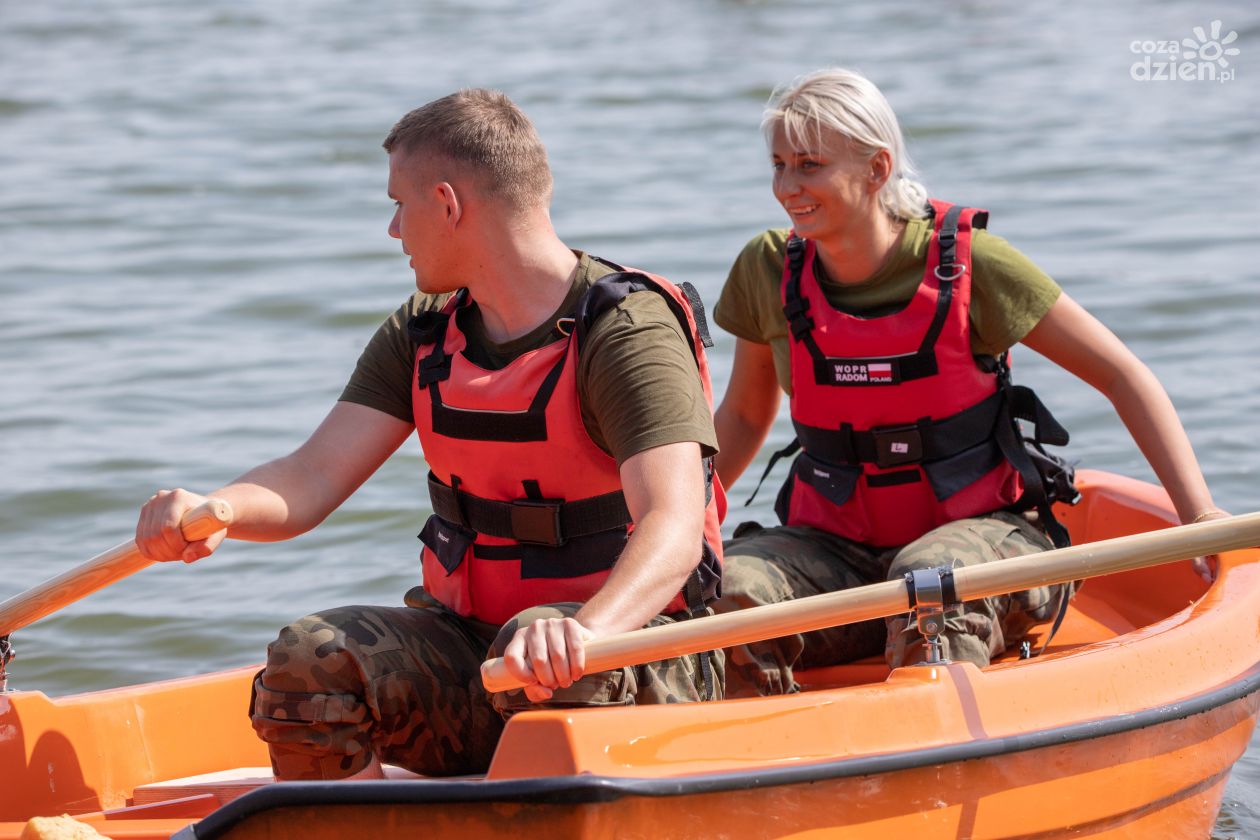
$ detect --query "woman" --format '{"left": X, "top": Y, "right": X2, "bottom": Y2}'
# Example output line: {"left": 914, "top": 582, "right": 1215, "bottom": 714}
{"left": 711, "top": 68, "right": 1226, "bottom": 697}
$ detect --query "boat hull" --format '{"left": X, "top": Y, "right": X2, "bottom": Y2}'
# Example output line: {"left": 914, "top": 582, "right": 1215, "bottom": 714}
{"left": 1, "top": 470, "right": 1258, "bottom": 839}
{"left": 179, "top": 665, "right": 1260, "bottom": 839}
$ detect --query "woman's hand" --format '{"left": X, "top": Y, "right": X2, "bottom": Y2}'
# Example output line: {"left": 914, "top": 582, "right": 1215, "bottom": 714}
{"left": 1188, "top": 507, "right": 1231, "bottom": 582}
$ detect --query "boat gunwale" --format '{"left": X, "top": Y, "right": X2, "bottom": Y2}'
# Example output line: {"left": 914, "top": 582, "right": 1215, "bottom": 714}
{"left": 179, "top": 659, "right": 1260, "bottom": 840}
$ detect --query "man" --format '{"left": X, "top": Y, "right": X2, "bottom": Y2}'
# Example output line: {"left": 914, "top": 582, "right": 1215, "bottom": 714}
{"left": 136, "top": 89, "right": 724, "bottom": 780}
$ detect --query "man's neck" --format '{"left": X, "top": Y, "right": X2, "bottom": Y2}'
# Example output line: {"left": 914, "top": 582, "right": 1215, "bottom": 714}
{"left": 461, "top": 215, "right": 579, "bottom": 343}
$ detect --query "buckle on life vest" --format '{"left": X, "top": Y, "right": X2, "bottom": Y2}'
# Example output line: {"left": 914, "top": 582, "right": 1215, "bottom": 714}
{"left": 871, "top": 423, "right": 924, "bottom": 468}
{"left": 510, "top": 499, "right": 565, "bottom": 547}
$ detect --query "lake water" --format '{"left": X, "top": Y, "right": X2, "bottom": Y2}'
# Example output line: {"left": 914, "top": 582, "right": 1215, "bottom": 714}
{"left": 2, "top": 0, "right": 1258, "bottom": 833}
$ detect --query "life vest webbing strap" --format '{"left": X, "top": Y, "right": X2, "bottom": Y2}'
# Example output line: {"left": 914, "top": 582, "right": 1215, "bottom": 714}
{"left": 678, "top": 281, "right": 714, "bottom": 348}
{"left": 744, "top": 437, "right": 802, "bottom": 506}
{"left": 1036, "top": 581, "right": 1073, "bottom": 657}
{"left": 793, "top": 389, "right": 1005, "bottom": 469}
{"left": 990, "top": 362, "right": 1073, "bottom": 549}
{"left": 682, "top": 570, "right": 718, "bottom": 701}
{"left": 933, "top": 204, "right": 964, "bottom": 275}
{"left": 427, "top": 472, "right": 632, "bottom": 547}
{"left": 782, "top": 237, "right": 827, "bottom": 366}
{"left": 574, "top": 271, "right": 712, "bottom": 366}
{"left": 427, "top": 348, "right": 568, "bottom": 443}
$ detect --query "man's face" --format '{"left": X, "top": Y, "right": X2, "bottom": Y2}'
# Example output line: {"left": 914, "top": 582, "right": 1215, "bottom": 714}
{"left": 387, "top": 151, "right": 454, "bottom": 294}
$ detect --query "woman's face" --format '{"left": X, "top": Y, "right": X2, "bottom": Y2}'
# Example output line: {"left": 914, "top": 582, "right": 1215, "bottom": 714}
{"left": 769, "top": 122, "right": 887, "bottom": 243}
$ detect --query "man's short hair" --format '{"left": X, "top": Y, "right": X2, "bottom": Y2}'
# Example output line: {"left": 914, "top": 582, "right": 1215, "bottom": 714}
{"left": 383, "top": 89, "right": 553, "bottom": 210}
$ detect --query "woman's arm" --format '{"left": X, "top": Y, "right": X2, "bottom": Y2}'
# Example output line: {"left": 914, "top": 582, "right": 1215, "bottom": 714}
{"left": 713, "top": 338, "right": 782, "bottom": 489}
{"left": 1020, "top": 293, "right": 1225, "bottom": 524}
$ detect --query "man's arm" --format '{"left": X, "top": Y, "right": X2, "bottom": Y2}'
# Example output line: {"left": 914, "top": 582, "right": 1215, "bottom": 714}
{"left": 501, "top": 439, "right": 707, "bottom": 701}
{"left": 136, "top": 402, "right": 414, "bottom": 562}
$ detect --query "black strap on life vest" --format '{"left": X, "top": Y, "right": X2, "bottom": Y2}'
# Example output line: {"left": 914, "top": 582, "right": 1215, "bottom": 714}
{"left": 681, "top": 568, "right": 718, "bottom": 701}
{"left": 781, "top": 205, "right": 965, "bottom": 388}
{"left": 792, "top": 388, "right": 1007, "bottom": 470}
{"left": 574, "top": 270, "right": 713, "bottom": 359}
{"left": 745, "top": 437, "right": 801, "bottom": 506}
{"left": 989, "top": 353, "right": 1077, "bottom": 550}
{"left": 1036, "top": 580, "right": 1073, "bottom": 658}
{"left": 428, "top": 472, "right": 632, "bottom": 547}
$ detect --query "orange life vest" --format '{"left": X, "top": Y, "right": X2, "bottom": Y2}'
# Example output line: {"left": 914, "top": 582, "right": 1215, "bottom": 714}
{"left": 772, "top": 200, "right": 1074, "bottom": 548}
{"left": 411, "top": 266, "right": 725, "bottom": 625}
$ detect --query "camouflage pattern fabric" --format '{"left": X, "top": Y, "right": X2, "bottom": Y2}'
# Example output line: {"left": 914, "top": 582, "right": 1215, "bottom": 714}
{"left": 713, "top": 512, "right": 1070, "bottom": 697}
{"left": 250, "top": 587, "right": 721, "bottom": 780}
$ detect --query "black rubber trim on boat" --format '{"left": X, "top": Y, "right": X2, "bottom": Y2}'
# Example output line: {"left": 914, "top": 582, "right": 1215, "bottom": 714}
{"left": 179, "top": 662, "right": 1260, "bottom": 840}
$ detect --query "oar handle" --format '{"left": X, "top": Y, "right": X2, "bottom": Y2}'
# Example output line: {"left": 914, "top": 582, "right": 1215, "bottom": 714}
{"left": 0, "top": 499, "right": 234, "bottom": 637}
{"left": 480, "top": 511, "right": 1260, "bottom": 693}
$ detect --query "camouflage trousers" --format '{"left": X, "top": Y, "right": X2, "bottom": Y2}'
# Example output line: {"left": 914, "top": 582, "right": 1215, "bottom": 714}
{"left": 712, "top": 511, "right": 1071, "bottom": 697}
{"left": 249, "top": 586, "right": 723, "bottom": 780}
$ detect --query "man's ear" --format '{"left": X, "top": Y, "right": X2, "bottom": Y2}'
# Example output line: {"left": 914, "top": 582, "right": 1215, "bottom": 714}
{"left": 437, "top": 182, "right": 463, "bottom": 228}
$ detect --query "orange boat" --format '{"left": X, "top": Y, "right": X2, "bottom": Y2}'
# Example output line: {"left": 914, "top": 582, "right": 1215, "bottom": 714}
{"left": 2, "top": 469, "right": 1259, "bottom": 839}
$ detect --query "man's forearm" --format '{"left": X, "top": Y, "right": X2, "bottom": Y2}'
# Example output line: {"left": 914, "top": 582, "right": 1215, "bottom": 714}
{"left": 208, "top": 454, "right": 345, "bottom": 542}
{"left": 575, "top": 505, "right": 704, "bottom": 635}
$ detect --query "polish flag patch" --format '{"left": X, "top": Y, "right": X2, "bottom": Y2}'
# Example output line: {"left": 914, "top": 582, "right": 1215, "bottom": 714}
{"left": 868, "top": 363, "right": 893, "bottom": 382}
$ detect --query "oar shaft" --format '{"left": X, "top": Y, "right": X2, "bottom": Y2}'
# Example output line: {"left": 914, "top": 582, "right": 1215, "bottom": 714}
{"left": 481, "top": 511, "right": 1260, "bottom": 693}
{"left": 0, "top": 499, "right": 233, "bottom": 637}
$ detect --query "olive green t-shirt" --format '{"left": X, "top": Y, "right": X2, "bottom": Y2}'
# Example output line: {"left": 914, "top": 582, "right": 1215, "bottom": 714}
{"left": 339, "top": 252, "right": 717, "bottom": 465}
{"left": 713, "top": 219, "right": 1062, "bottom": 395}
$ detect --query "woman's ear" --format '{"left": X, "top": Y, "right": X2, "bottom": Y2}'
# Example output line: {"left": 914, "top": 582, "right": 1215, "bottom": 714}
{"left": 868, "top": 148, "right": 894, "bottom": 192}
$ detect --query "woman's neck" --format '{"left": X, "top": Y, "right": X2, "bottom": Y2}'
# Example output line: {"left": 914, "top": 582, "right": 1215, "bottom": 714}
{"left": 813, "top": 213, "right": 906, "bottom": 286}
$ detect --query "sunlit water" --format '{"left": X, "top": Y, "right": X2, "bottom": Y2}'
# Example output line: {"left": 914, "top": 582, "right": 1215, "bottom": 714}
{"left": 2, "top": 1, "right": 1258, "bottom": 833}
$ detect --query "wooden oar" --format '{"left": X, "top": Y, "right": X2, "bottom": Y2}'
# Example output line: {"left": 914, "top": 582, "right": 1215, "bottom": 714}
{"left": 0, "top": 499, "right": 234, "bottom": 638}
{"left": 481, "top": 510, "right": 1260, "bottom": 693}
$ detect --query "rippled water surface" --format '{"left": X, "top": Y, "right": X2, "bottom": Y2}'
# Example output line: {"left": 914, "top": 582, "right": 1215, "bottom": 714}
{"left": 3, "top": 0, "right": 1259, "bottom": 833}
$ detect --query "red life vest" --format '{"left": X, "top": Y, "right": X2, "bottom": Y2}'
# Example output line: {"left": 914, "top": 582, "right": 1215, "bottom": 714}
{"left": 411, "top": 266, "right": 725, "bottom": 625}
{"left": 775, "top": 200, "right": 1072, "bottom": 548}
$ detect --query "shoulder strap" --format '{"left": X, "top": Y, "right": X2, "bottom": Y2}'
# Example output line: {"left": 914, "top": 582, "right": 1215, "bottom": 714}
{"left": 412, "top": 289, "right": 469, "bottom": 386}
{"left": 573, "top": 269, "right": 712, "bottom": 364}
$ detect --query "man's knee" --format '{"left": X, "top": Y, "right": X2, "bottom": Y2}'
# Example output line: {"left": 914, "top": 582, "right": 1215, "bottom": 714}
{"left": 250, "top": 606, "right": 401, "bottom": 780}
{"left": 712, "top": 556, "right": 775, "bottom": 606}
{"left": 887, "top": 515, "right": 1019, "bottom": 580}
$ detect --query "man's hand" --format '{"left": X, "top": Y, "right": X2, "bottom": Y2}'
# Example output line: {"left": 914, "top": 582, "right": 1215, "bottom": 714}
{"left": 136, "top": 488, "right": 226, "bottom": 564}
{"left": 502, "top": 616, "right": 596, "bottom": 702}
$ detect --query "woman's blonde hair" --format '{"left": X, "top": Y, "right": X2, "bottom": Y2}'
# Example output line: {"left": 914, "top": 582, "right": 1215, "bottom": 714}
{"left": 763, "top": 69, "right": 928, "bottom": 220}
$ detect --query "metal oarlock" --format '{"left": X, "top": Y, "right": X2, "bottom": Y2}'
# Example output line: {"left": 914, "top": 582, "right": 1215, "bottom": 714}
{"left": 905, "top": 566, "right": 960, "bottom": 666}
{"left": 0, "top": 635, "right": 13, "bottom": 693}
